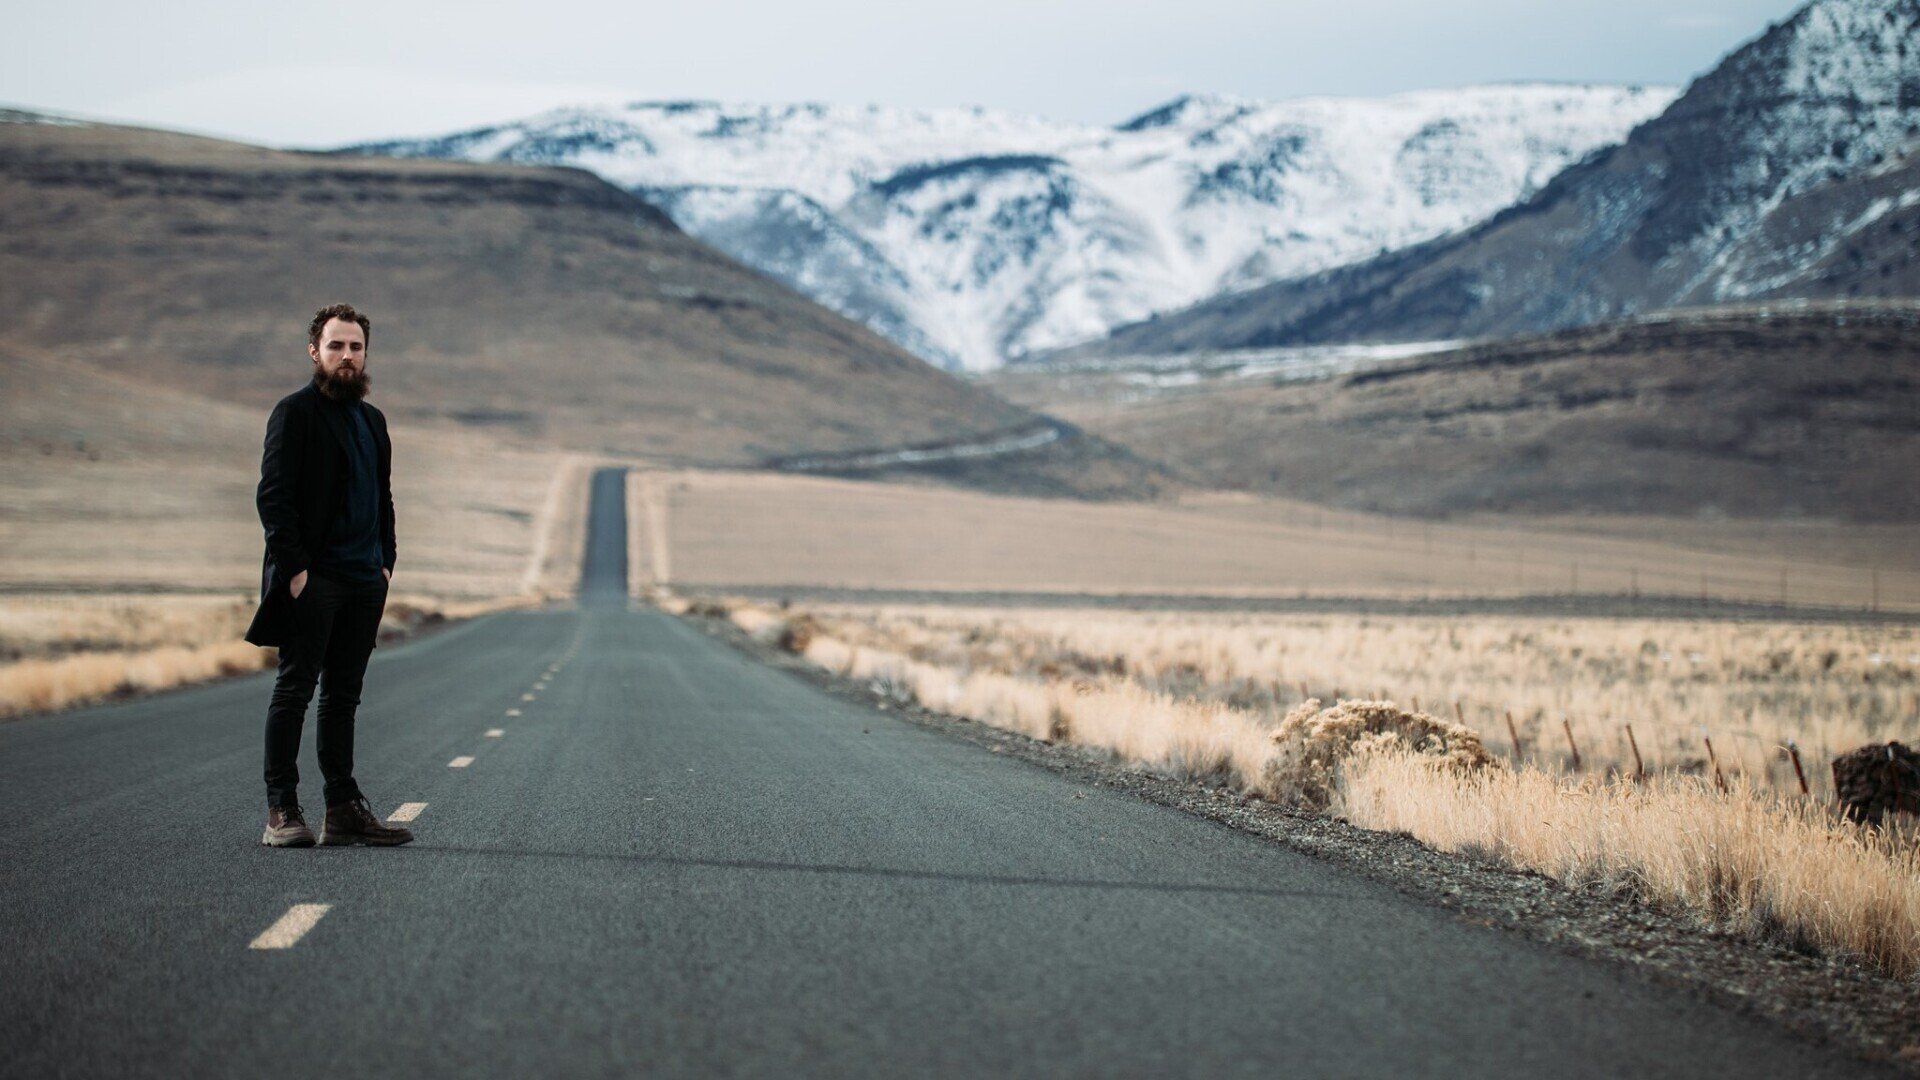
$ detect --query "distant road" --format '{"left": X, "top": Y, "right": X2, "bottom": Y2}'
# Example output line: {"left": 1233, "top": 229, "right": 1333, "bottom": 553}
{"left": 0, "top": 468, "right": 1888, "bottom": 1078}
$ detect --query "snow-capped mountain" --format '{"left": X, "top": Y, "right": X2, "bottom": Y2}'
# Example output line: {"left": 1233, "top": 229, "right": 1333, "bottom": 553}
{"left": 1061, "top": 0, "right": 1920, "bottom": 358}
{"left": 351, "top": 84, "right": 1672, "bottom": 370}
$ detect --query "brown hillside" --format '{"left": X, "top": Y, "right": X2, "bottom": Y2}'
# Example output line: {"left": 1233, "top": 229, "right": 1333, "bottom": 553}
{"left": 0, "top": 111, "right": 1125, "bottom": 479}
{"left": 1002, "top": 309, "right": 1920, "bottom": 521}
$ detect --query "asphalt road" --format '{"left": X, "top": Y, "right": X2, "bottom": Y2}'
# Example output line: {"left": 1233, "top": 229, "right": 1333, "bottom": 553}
{"left": 0, "top": 467, "right": 1888, "bottom": 1078}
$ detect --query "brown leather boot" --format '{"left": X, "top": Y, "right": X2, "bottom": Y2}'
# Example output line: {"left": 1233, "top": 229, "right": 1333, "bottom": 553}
{"left": 319, "top": 796, "right": 415, "bottom": 846}
{"left": 262, "top": 805, "right": 316, "bottom": 847}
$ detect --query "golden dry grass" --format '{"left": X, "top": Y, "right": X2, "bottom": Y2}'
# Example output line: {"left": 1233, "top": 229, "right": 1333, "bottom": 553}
{"left": 697, "top": 593, "right": 1920, "bottom": 978}
{"left": 0, "top": 636, "right": 274, "bottom": 717}
{"left": 1341, "top": 752, "right": 1920, "bottom": 978}
{"left": 792, "top": 605, "right": 1920, "bottom": 796}
{"left": 0, "top": 590, "right": 544, "bottom": 718}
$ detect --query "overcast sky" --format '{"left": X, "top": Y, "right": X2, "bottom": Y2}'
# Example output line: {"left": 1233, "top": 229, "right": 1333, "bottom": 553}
{"left": 11, "top": 0, "right": 1807, "bottom": 147}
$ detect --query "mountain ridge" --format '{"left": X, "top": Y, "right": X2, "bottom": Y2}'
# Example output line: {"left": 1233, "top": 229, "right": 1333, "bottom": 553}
{"left": 1049, "top": 0, "right": 1920, "bottom": 359}
{"left": 351, "top": 83, "right": 1672, "bottom": 370}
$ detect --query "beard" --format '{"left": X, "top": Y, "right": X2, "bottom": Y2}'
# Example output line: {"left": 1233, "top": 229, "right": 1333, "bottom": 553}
{"left": 312, "top": 362, "right": 371, "bottom": 402}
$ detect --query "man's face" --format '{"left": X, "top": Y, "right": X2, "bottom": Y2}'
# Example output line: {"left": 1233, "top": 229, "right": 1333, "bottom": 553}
{"left": 309, "top": 318, "right": 367, "bottom": 378}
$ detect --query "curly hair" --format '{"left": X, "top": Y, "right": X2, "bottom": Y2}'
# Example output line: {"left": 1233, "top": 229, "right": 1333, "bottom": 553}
{"left": 307, "top": 303, "right": 372, "bottom": 348}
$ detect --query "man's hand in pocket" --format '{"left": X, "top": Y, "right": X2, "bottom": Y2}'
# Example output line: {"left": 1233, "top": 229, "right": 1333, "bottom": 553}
{"left": 290, "top": 570, "right": 308, "bottom": 599}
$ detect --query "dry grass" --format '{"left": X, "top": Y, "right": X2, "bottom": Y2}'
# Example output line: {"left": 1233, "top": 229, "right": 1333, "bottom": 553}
{"left": 0, "top": 636, "right": 274, "bottom": 717}
{"left": 0, "top": 590, "right": 544, "bottom": 718}
{"left": 1341, "top": 751, "right": 1920, "bottom": 978}
{"left": 657, "top": 469, "right": 1920, "bottom": 611}
{"left": 794, "top": 605, "right": 1920, "bottom": 796}
{"left": 0, "top": 592, "right": 274, "bottom": 717}
{"left": 694, "top": 593, "right": 1920, "bottom": 979}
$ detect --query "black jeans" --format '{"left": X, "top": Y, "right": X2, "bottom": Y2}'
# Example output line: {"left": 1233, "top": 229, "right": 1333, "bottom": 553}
{"left": 263, "top": 569, "right": 388, "bottom": 810}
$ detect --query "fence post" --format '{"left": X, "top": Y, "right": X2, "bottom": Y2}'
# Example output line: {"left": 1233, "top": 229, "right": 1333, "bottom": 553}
{"left": 1625, "top": 723, "right": 1645, "bottom": 781}
{"left": 1562, "top": 717, "right": 1582, "bottom": 772}
{"left": 1787, "top": 740, "right": 1810, "bottom": 797}
{"left": 1505, "top": 710, "right": 1524, "bottom": 760}
{"left": 1704, "top": 735, "right": 1728, "bottom": 793}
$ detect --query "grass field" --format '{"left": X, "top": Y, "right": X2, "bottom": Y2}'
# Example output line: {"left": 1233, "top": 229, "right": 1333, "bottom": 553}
{"left": 650, "top": 469, "right": 1920, "bottom": 612}
{"left": 0, "top": 589, "right": 544, "bottom": 718}
{"left": 785, "top": 604, "right": 1919, "bottom": 795}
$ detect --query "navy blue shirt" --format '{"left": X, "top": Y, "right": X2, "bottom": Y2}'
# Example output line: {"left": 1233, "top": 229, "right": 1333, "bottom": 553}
{"left": 314, "top": 397, "right": 386, "bottom": 585}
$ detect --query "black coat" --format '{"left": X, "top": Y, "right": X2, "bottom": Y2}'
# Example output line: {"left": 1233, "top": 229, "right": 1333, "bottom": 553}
{"left": 243, "top": 381, "right": 397, "bottom": 648}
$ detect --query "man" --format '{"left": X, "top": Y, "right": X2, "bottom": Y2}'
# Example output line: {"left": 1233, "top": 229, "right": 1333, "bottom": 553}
{"left": 244, "top": 304, "right": 413, "bottom": 848}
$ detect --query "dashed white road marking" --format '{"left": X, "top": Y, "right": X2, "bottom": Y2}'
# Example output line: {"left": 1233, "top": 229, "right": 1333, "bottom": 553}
{"left": 506, "top": 708, "right": 522, "bottom": 717}
{"left": 388, "top": 802, "right": 427, "bottom": 822}
{"left": 521, "top": 693, "right": 536, "bottom": 702}
{"left": 485, "top": 729, "right": 504, "bottom": 738}
{"left": 448, "top": 756, "right": 475, "bottom": 769}
{"left": 249, "top": 903, "right": 331, "bottom": 950}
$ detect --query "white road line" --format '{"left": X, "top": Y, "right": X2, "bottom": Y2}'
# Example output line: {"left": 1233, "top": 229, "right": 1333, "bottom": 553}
{"left": 249, "top": 903, "right": 331, "bottom": 950}
{"left": 485, "top": 729, "right": 504, "bottom": 738}
{"left": 448, "top": 756, "right": 475, "bottom": 769}
{"left": 505, "top": 708, "right": 522, "bottom": 717}
{"left": 388, "top": 802, "right": 427, "bottom": 822}
{"left": 521, "top": 693, "right": 536, "bottom": 701}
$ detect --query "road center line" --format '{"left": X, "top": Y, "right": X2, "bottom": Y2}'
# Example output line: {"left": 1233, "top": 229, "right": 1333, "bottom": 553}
{"left": 485, "top": 729, "right": 504, "bottom": 738}
{"left": 521, "top": 693, "right": 536, "bottom": 701}
{"left": 506, "top": 708, "right": 522, "bottom": 717}
{"left": 249, "top": 903, "right": 331, "bottom": 950}
{"left": 448, "top": 756, "right": 475, "bottom": 768}
{"left": 388, "top": 802, "right": 427, "bottom": 822}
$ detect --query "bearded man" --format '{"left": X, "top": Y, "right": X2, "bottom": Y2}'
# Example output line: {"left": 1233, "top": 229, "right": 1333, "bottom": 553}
{"left": 244, "top": 304, "right": 413, "bottom": 848}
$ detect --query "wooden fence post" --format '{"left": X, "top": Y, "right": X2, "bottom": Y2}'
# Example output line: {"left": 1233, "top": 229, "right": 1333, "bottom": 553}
{"left": 1562, "top": 717, "right": 1582, "bottom": 772}
{"left": 1625, "top": 723, "right": 1645, "bottom": 781}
